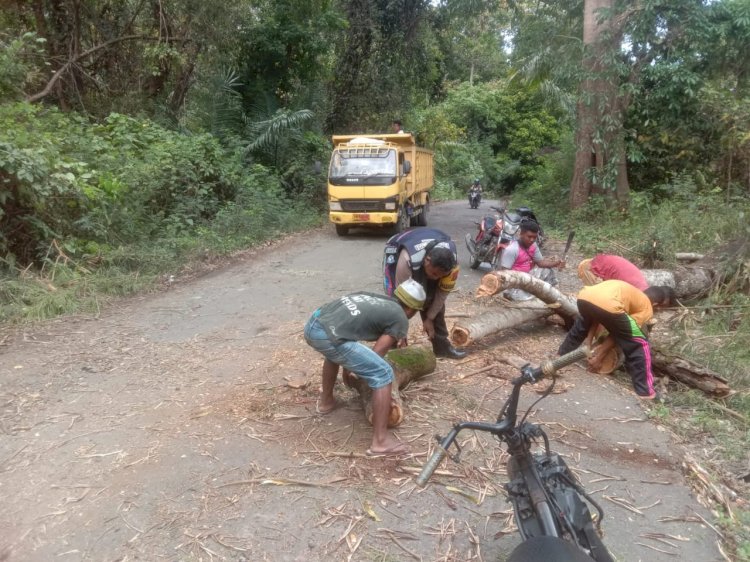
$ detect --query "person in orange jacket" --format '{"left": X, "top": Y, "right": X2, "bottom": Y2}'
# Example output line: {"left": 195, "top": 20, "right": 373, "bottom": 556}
{"left": 558, "top": 280, "right": 674, "bottom": 399}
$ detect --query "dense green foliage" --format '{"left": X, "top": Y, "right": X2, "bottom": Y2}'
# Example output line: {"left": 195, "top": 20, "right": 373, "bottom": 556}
{"left": 0, "top": 102, "right": 323, "bottom": 320}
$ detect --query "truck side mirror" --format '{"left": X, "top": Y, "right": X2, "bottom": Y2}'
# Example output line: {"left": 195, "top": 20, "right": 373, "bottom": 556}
{"left": 403, "top": 160, "right": 411, "bottom": 175}
{"left": 313, "top": 160, "right": 322, "bottom": 175}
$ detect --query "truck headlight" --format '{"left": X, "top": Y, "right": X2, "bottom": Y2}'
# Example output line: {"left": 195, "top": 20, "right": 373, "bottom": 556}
{"left": 384, "top": 202, "right": 396, "bottom": 210}
{"left": 329, "top": 202, "right": 342, "bottom": 211}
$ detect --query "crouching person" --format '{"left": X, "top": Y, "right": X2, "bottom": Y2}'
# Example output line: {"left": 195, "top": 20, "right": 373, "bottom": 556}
{"left": 558, "top": 280, "right": 674, "bottom": 400}
{"left": 303, "top": 279, "right": 426, "bottom": 456}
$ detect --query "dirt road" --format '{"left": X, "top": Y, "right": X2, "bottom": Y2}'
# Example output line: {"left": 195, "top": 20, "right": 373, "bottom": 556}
{"left": 1, "top": 200, "right": 722, "bottom": 561}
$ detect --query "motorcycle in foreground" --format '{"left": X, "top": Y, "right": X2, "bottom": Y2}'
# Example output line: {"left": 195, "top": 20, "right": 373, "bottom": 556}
{"left": 468, "top": 187, "right": 481, "bottom": 209}
{"left": 465, "top": 204, "right": 544, "bottom": 269}
{"left": 417, "top": 346, "right": 615, "bottom": 562}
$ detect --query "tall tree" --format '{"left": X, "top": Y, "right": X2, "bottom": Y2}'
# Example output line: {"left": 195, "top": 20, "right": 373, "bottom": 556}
{"left": 569, "top": 0, "right": 629, "bottom": 209}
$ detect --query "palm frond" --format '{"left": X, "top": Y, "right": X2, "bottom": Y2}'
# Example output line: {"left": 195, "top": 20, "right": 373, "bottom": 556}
{"left": 245, "top": 109, "right": 314, "bottom": 152}
{"left": 209, "top": 67, "right": 245, "bottom": 136}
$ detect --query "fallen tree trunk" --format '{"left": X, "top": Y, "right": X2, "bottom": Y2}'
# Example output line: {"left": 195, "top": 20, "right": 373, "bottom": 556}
{"left": 476, "top": 270, "right": 579, "bottom": 318}
{"left": 642, "top": 267, "right": 713, "bottom": 300}
{"left": 651, "top": 349, "right": 732, "bottom": 398}
{"left": 352, "top": 346, "right": 436, "bottom": 427}
{"left": 450, "top": 299, "right": 553, "bottom": 347}
{"left": 675, "top": 253, "right": 704, "bottom": 262}
{"left": 459, "top": 267, "right": 728, "bottom": 398}
{"left": 582, "top": 340, "right": 730, "bottom": 397}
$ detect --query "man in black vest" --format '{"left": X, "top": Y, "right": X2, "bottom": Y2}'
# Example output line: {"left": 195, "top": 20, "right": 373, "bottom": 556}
{"left": 383, "top": 228, "right": 466, "bottom": 359}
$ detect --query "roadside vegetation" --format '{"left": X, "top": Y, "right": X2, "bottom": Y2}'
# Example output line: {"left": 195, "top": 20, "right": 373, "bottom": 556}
{"left": 1, "top": 0, "right": 749, "bottom": 558}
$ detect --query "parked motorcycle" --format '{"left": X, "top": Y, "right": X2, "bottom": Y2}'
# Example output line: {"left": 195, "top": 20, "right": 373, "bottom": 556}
{"left": 465, "top": 204, "right": 544, "bottom": 269}
{"left": 468, "top": 187, "right": 481, "bottom": 209}
{"left": 465, "top": 205, "right": 507, "bottom": 269}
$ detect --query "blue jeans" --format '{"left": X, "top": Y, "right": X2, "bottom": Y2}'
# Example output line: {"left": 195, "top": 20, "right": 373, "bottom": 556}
{"left": 304, "top": 315, "right": 394, "bottom": 390}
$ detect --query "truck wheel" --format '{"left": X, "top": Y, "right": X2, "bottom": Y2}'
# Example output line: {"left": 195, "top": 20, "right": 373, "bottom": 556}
{"left": 335, "top": 224, "right": 349, "bottom": 236}
{"left": 416, "top": 199, "right": 430, "bottom": 226}
{"left": 390, "top": 210, "right": 409, "bottom": 235}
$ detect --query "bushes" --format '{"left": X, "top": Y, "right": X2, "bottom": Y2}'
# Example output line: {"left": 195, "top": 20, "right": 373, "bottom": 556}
{"left": 0, "top": 103, "right": 321, "bottom": 263}
{"left": 0, "top": 103, "right": 326, "bottom": 322}
{"left": 416, "top": 82, "right": 562, "bottom": 196}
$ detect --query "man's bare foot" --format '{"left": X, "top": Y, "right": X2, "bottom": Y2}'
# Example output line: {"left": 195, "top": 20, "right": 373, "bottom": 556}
{"left": 366, "top": 440, "right": 410, "bottom": 457}
{"left": 316, "top": 398, "right": 339, "bottom": 415}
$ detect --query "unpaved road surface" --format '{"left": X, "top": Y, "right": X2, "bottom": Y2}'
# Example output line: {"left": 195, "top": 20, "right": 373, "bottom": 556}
{"left": 1, "top": 201, "right": 723, "bottom": 561}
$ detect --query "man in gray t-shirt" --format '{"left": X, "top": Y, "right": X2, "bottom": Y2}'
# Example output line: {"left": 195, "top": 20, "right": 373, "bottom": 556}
{"left": 304, "top": 280, "right": 426, "bottom": 456}
{"left": 317, "top": 292, "right": 410, "bottom": 344}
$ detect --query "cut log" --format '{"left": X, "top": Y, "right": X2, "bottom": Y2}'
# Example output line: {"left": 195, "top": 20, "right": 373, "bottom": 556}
{"left": 591, "top": 341, "right": 623, "bottom": 375}
{"left": 352, "top": 346, "right": 436, "bottom": 427}
{"left": 675, "top": 252, "right": 704, "bottom": 262}
{"left": 450, "top": 299, "right": 553, "bottom": 347}
{"left": 479, "top": 267, "right": 714, "bottom": 304}
{"left": 651, "top": 349, "right": 732, "bottom": 398}
{"left": 476, "top": 270, "right": 579, "bottom": 319}
{"left": 642, "top": 267, "right": 713, "bottom": 300}
{"left": 587, "top": 341, "right": 731, "bottom": 397}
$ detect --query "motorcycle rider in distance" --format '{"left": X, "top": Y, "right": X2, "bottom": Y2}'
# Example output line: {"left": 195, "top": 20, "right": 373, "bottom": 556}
{"left": 468, "top": 178, "right": 483, "bottom": 208}
{"left": 498, "top": 221, "right": 564, "bottom": 301}
{"left": 383, "top": 228, "right": 467, "bottom": 359}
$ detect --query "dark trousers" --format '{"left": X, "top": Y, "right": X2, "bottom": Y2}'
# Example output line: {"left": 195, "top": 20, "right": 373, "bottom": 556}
{"left": 421, "top": 304, "right": 452, "bottom": 352}
{"left": 558, "top": 300, "right": 655, "bottom": 397}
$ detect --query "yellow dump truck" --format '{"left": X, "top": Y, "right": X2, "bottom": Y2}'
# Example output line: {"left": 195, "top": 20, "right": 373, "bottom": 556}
{"left": 327, "top": 133, "right": 434, "bottom": 236}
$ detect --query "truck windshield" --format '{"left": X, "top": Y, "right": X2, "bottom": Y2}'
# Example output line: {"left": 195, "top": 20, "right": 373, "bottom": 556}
{"left": 329, "top": 148, "right": 397, "bottom": 185}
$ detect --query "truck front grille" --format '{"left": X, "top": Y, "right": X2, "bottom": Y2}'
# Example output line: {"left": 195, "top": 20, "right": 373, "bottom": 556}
{"left": 340, "top": 200, "right": 389, "bottom": 212}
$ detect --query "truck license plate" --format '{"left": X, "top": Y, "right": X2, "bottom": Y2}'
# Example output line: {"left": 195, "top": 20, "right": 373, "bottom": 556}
{"left": 353, "top": 213, "right": 370, "bottom": 221}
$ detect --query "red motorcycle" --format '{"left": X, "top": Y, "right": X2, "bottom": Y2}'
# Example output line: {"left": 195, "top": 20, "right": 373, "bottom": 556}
{"left": 465, "top": 205, "right": 513, "bottom": 269}
{"left": 465, "top": 204, "right": 542, "bottom": 269}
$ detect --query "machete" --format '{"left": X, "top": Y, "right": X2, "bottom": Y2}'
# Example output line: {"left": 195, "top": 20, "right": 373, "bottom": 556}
{"left": 561, "top": 231, "right": 575, "bottom": 263}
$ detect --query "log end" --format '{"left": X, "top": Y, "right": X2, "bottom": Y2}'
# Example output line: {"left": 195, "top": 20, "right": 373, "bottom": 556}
{"left": 592, "top": 346, "right": 623, "bottom": 375}
{"left": 476, "top": 273, "right": 502, "bottom": 298}
{"left": 366, "top": 402, "right": 404, "bottom": 428}
{"left": 388, "top": 403, "right": 404, "bottom": 427}
{"left": 450, "top": 326, "right": 471, "bottom": 347}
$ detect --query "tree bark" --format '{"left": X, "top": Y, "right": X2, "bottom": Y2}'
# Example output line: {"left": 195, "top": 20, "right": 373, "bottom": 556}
{"left": 464, "top": 271, "right": 728, "bottom": 397}
{"left": 570, "top": 0, "right": 630, "bottom": 209}
{"left": 675, "top": 253, "right": 705, "bottom": 262}
{"left": 476, "top": 271, "right": 579, "bottom": 318}
{"left": 652, "top": 349, "right": 731, "bottom": 398}
{"left": 642, "top": 267, "right": 714, "bottom": 300}
{"left": 450, "top": 300, "right": 553, "bottom": 347}
{"left": 352, "top": 346, "right": 436, "bottom": 427}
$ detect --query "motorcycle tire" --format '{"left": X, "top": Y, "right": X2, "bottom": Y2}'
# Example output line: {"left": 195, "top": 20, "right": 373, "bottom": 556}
{"left": 469, "top": 253, "right": 481, "bottom": 269}
{"left": 507, "top": 536, "right": 594, "bottom": 562}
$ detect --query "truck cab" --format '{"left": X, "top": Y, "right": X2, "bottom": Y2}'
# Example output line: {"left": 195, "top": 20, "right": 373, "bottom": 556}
{"left": 327, "top": 134, "right": 433, "bottom": 236}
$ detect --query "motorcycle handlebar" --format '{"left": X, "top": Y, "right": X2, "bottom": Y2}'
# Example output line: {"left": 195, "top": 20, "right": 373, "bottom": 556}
{"left": 416, "top": 346, "right": 589, "bottom": 487}
{"left": 536, "top": 346, "right": 590, "bottom": 379}
{"left": 415, "top": 445, "right": 448, "bottom": 487}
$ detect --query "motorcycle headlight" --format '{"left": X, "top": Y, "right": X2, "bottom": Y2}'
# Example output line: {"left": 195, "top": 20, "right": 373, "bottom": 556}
{"left": 329, "top": 201, "right": 342, "bottom": 211}
{"left": 384, "top": 202, "right": 396, "bottom": 210}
